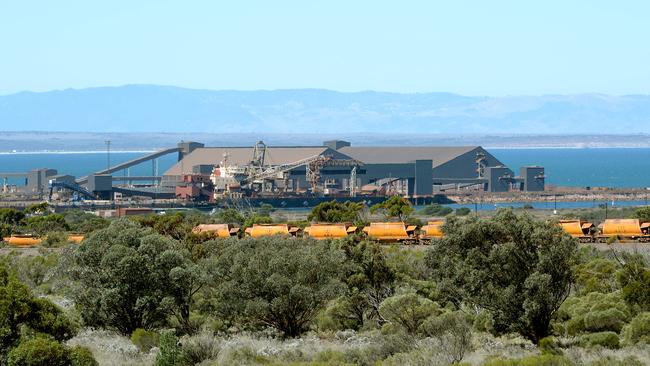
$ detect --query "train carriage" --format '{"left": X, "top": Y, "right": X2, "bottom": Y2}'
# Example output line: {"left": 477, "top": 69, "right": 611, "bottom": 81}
{"left": 304, "top": 223, "right": 357, "bottom": 240}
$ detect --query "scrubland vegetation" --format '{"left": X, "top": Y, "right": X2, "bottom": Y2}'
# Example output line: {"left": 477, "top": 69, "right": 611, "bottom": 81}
{"left": 2, "top": 202, "right": 650, "bottom": 365}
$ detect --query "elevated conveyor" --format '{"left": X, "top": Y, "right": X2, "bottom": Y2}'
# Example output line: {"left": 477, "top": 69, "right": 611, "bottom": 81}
{"left": 76, "top": 147, "right": 181, "bottom": 184}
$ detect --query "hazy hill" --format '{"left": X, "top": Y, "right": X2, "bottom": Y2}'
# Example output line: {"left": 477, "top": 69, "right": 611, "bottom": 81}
{"left": 1, "top": 85, "right": 649, "bottom": 134}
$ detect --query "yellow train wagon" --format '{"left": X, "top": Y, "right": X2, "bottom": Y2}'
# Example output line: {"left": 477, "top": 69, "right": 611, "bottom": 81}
{"left": 304, "top": 223, "right": 357, "bottom": 240}
{"left": 597, "top": 219, "right": 650, "bottom": 242}
{"left": 419, "top": 220, "right": 445, "bottom": 243}
{"left": 2, "top": 235, "right": 43, "bottom": 247}
{"left": 559, "top": 220, "right": 594, "bottom": 242}
{"left": 244, "top": 224, "right": 301, "bottom": 238}
{"left": 192, "top": 224, "right": 240, "bottom": 238}
{"left": 362, "top": 222, "right": 417, "bottom": 243}
{"left": 67, "top": 233, "right": 85, "bottom": 244}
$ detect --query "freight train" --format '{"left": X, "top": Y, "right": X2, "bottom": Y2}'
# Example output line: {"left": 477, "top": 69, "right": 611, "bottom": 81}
{"left": 195, "top": 221, "right": 445, "bottom": 244}
{"left": 559, "top": 219, "right": 650, "bottom": 242}
{"left": 5, "top": 218, "right": 648, "bottom": 248}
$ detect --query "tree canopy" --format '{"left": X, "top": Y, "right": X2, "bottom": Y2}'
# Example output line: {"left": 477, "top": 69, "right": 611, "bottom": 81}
{"left": 214, "top": 237, "right": 345, "bottom": 337}
{"left": 69, "top": 218, "right": 206, "bottom": 334}
{"left": 425, "top": 209, "right": 578, "bottom": 343}
{"left": 308, "top": 200, "right": 364, "bottom": 223}
{"left": 370, "top": 196, "right": 413, "bottom": 221}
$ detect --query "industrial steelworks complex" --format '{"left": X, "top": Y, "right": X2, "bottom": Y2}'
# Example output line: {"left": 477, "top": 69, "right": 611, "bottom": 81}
{"left": 3, "top": 140, "right": 544, "bottom": 205}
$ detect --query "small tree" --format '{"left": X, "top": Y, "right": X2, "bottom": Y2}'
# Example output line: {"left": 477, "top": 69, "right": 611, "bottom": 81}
{"left": 370, "top": 196, "right": 413, "bottom": 221}
{"left": 425, "top": 209, "right": 578, "bottom": 344}
{"left": 616, "top": 254, "right": 650, "bottom": 311}
{"left": 0, "top": 264, "right": 78, "bottom": 361}
{"left": 70, "top": 219, "right": 205, "bottom": 334}
{"left": 632, "top": 206, "right": 650, "bottom": 221}
{"left": 331, "top": 240, "right": 396, "bottom": 329}
{"left": 24, "top": 214, "right": 69, "bottom": 236}
{"left": 379, "top": 292, "right": 443, "bottom": 334}
{"left": 308, "top": 201, "right": 364, "bottom": 223}
{"left": 420, "top": 311, "right": 473, "bottom": 364}
{"left": 214, "top": 237, "right": 345, "bottom": 337}
{"left": 0, "top": 208, "right": 25, "bottom": 226}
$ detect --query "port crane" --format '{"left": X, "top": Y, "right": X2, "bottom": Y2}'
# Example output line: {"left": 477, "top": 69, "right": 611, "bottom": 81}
{"left": 219, "top": 141, "right": 362, "bottom": 197}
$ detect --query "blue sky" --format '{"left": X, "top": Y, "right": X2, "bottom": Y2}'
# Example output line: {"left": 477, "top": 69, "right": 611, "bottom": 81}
{"left": 1, "top": 1, "right": 649, "bottom": 96}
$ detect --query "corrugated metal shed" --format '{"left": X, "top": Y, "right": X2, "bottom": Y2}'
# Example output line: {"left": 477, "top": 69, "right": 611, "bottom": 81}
{"left": 165, "top": 146, "right": 339, "bottom": 176}
{"left": 338, "top": 146, "right": 478, "bottom": 167}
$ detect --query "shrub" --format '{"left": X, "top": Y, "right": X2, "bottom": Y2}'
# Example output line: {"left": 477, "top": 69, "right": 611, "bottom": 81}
{"left": 420, "top": 311, "right": 473, "bottom": 363}
{"left": 24, "top": 214, "right": 69, "bottom": 236}
{"left": 418, "top": 203, "right": 453, "bottom": 216}
{"left": 214, "top": 237, "right": 345, "bottom": 338}
{"left": 538, "top": 337, "right": 562, "bottom": 355}
{"left": 131, "top": 328, "right": 160, "bottom": 353}
{"left": 426, "top": 210, "right": 578, "bottom": 343}
{"left": 69, "top": 346, "right": 99, "bottom": 366}
{"left": 42, "top": 231, "right": 70, "bottom": 248}
{"left": 574, "top": 258, "right": 619, "bottom": 295}
{"left": 554, "top": 292, "right": 630, "bottom": 335}
{"left": 379, "top": 292, "right": 443, "bottom": 334}
{"left": 371, "top": 196, "right": 414, "bottom": 220}
{"left": 578, "top": 331, "right": 620, "bottom": 349}
{"left": 70, "top": 219, "right": 205, "bottom": 334}
{"left": 179, "top": 331, "right": 221, "bottom": 365}
{"left": 622, "top": 312, "right": 650, "bottom": 345}
{"left": 616, "top": 254, "right": 650, "bottom": 311}
{"left": 587, "top": 356, "right": 644, "bottom": 366}
{"left": 455, "top": 207, "right": 471, "bottom": 216}
{"left": 7, "top": 337, "right": 70, "bottom": 366}
{"left": 308, "top": 201, "right": 364, "bottom": 223}
{"left": 482, "top": 354, "right": 575, "bottom": 366}
{"left": 155, "top": 331, "right": 184, "bottom": 366}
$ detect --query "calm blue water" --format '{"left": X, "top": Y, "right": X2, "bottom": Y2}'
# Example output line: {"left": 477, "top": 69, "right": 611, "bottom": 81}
{"left": 491, "top": 148, "right": 650, "bottom": 188}
{"left": 0, "top": 148, "right": 649, "bottom": 189}
{"left": 0, "top": 152, "right": 178, "bottom": 185}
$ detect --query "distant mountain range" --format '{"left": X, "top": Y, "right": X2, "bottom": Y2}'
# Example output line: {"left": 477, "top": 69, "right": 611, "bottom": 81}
{"left": 1, "top": 85, "right": 650, "bottom": 134}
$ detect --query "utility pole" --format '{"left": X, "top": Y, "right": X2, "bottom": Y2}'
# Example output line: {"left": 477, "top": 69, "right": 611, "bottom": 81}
{"left": 105, "top": 140, "right": 111, "bottom": 170}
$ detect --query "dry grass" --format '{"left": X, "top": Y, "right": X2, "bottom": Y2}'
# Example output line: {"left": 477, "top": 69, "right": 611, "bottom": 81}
{"left": 65, "top": 328, "right": 650, "bottom": 366}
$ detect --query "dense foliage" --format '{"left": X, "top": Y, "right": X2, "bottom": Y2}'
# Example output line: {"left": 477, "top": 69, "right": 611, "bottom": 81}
{"left": 370, "top": 196, "right": 414, "bottom": 220}
{"left": 426, "top": 209, "right": 578, "bottom": 343}
{"left": 308, "top": 200, "right": 364, "bottom": 223}
{"left": 69, "top": 219, "right": 206, "bottom": 334}
{"left": 4, "top": 206, "right": 650, "bottom": 364}
{"left": 213, "top": 237, "right": 345, "bottom": 337}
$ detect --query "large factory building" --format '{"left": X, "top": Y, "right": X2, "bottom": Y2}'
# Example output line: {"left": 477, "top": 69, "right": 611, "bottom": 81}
{"left": 163, "top": 140, "right": 544, "bottom": 196}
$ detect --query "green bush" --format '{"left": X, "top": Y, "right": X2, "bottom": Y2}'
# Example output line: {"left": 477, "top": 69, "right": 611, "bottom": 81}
{"left": 426, "top": 210, "right": 578, "bottom": 343}
{"left": 371, "top": 196, "right": 414, "bottom": 220}
{"left": 69, "top": 346, "right": 99, "bottom": 366}
{"left": 42, "top": 231, "right": 69, "bottom": 248}
{"left": 574, "top": 258, "right": 619, "bottom": 295}
{"left": 622, "top": 312, "right": 650, "bottom": 345}
{"left": 131, "top": 328, "right": 160, "bottom": 353}
{"left": 308, "top": 201, "right": 364, "bottom": 223}
{"left": 578, "top": 331, "right": 620, "bottom": 349}
{"left": 482, "top": 354, "right": 575, "bottom": 366}
{"left": 587, "top": 356, "right": 644, "bottom": 366}
{"left": 214, "top": 237, "right": 345, "bottom": 338}
{"left": 418, "top": 203, "right": 452, "bottom": 216}
{"left": 155, "top": 331, "right": 184, "bottom": 366}
{"left": 538, "top": 337, "right": 562, "bottom": 355}
{"left": 455, "top": 207, "right": 471, "bottom": 216}
{"left": 555, "top": 292, "right": 630, "bottom": 335}
{"left": 7, "top": 337, "right": 70, "bottom": 366}
{"left": 379, "top": 292, "right": 443, "bottom": 334}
